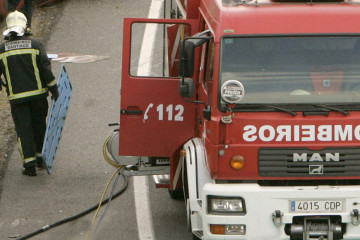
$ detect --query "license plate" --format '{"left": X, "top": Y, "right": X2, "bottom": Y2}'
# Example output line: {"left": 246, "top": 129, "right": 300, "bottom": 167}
{"left": 290, "top": 200, "right": 343, "bottom": 213}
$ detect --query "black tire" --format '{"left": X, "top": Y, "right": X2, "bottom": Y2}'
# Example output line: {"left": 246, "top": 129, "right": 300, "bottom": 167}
{"left": 168, "top": 188, "right": 184, "bottom": 200}
{"left": 192, "top": 233, "right": 200, "bottom": 240}
{"left": 183, "top": 159, "right": 189, "bottom": 200}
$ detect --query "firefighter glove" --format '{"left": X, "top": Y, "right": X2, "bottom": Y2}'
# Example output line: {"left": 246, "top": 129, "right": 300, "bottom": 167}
{"left": 49, "top": 86, "right": 59, "bottom": 101}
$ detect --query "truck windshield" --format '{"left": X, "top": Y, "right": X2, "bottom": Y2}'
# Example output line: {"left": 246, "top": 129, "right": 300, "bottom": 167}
{"left": 220, "top": 36, "right": 360, "bottom": 109}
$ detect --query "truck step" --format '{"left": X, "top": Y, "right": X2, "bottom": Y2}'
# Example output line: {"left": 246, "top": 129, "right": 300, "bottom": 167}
{"left": 153, "top": 174, "right": 170, "bottom": 188}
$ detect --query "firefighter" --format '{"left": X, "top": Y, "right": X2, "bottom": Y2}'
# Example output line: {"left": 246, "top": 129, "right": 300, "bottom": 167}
{"left": 0, "top": 11, "right": 59, "bottom": 176}
{"left": 7, "top": 0, "right": 34, "bottom": 33}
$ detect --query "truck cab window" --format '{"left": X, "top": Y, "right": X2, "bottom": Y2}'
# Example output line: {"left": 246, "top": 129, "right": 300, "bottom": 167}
{"left": 220, "top": 36, "right": 360, "bottom": 108}
{"left": 130, "top": 22, "right": 191, "bottom": 78}
{"left": 199, "top": 39, "right": 214, "bottom": 90}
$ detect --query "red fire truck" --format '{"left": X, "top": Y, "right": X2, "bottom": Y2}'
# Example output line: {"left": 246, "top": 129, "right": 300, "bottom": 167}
{"left": 108, "top": 0, "right": 360, "bottom": 239}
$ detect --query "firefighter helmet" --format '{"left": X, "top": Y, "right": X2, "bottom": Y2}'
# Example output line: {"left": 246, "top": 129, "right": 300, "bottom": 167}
{"left": 3, "top": 11, "right": 27, "bottom": 37}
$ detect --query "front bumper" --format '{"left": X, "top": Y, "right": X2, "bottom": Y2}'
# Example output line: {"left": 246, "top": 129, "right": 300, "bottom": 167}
{"left": 196, "top": 183, "right": 360, "bottom": 239}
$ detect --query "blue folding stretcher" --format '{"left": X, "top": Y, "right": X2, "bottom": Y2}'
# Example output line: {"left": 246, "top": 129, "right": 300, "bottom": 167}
{"left": 42, "top": 65, "right": 72, "bottom": 174}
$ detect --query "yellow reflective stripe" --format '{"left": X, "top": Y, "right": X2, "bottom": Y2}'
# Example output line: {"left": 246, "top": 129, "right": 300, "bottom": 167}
{"left": 8, "top": 88, "right": 47, "bottom": 101}
{"left": 0, "top": 48, "right": 46, "bottom": 101}
{"left": 18, "top": 137, "right": 24, "bottom": 160}
{"left": 31, "top": 52, "right": 42, "bottom": 89}
{"left": 47, "top": 79, "right": 57, "bottom": 87}
{"left": 0, "top": 48, "right": 39, "bottom": 59}
{"left": 2, "top": 57, "right": 13, "bottom": 95}
{"left": 36, "top": 152, "right": 42, "bottom": 157}
{"left": 24, "top": 157, "right": 36, "bottom": 164}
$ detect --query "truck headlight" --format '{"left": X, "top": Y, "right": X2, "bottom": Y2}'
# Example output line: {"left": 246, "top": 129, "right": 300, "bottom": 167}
{"left": 208, "top": 196, "right": 246, "bottom": 215}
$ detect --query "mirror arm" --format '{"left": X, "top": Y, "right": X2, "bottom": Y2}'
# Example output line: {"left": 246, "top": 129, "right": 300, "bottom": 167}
{"left": 182, "top": 97, "right": 207, "bottom": 107}
{"left": 183, "top": 98, "right": 211, "bottom": 121}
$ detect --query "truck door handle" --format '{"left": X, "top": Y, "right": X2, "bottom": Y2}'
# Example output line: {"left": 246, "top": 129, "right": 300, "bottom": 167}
{"left": 120, "top": 109, "right": 143, "bottom": 115}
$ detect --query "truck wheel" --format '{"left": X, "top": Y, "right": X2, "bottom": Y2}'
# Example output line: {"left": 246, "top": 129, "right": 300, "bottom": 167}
{"left": 168, "top": 188, "right": 184, "bottom": 200}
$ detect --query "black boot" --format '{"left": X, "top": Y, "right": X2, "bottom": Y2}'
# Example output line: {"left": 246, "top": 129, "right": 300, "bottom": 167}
{"left": 22, "top": 162, "right": 37, "bottom": 176}
{"left": 36, "top": 157, "right": 45, "bottom": 170}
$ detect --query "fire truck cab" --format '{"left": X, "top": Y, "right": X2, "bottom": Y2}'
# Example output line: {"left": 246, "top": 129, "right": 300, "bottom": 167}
{"left": 114, "top": 0, "right": 360, "bottom": 239}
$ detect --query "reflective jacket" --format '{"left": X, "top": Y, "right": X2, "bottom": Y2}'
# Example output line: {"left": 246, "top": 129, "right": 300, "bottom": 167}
{"left": 0, "top": 36, "right": 56, "bottom": 105}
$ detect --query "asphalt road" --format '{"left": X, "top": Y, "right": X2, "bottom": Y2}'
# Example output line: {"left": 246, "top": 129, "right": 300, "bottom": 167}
{"left": 0, "top": 0, "right": 191, "bottom": 239}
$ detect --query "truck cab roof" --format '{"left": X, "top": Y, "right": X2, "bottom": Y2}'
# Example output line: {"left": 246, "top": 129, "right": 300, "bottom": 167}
{"left": 199, "top": 0, "right": 360, "bottom": 39}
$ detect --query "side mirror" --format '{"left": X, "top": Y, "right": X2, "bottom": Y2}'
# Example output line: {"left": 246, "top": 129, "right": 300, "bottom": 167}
{"left": 179, "top": 78, "right": 194, "bottom": 98}
{"left": 203, "top": 106, "right": 211, "bottom": 121}
{"left": 179, "top": 40, "right": 195, "bottom": 78}
{"left": 178, "top": 35, "right": 210, "bottom": 98}
{"left": 179, "top": 37, "right": 209, "bottom": 78}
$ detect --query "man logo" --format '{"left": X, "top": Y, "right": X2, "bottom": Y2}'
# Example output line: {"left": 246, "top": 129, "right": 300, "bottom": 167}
{"left": 293, "top": 153, "right": 340, "bottom": 162}
{"left": 309, "top": 165, "right": 324, "bottom": 175}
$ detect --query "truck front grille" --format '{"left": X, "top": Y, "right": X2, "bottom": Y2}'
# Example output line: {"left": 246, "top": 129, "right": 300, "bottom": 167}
{"left": 258, "top": 148, "right": 360, "bottom": 177}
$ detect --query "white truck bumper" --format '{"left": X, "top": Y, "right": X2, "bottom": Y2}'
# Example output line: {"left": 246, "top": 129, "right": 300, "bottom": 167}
{"left": 195, "top": 183, "right": 360, "bottom": 240}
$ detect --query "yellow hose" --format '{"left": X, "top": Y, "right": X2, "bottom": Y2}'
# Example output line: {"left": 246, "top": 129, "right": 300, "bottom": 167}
{"left": 86, "top": 131, "right": 125, "bottom": 239}
{"left": 102, "top": 132, "right": 124, "bottom": 168}
{"left": 85, "top": 166, "right": 122, "bottom": 240}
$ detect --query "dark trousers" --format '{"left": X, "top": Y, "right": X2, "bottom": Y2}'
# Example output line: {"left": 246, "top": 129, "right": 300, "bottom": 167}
{"left": 7, "top": 0, "right": 35, "bottom": 27}
{"left": 11, "top": 98, "right": 48, "bottom": 166}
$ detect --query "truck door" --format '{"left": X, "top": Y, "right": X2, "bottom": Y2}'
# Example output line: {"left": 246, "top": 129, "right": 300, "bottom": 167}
{"left": 119, "top": 18, "right": 198, "bottom": 157}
